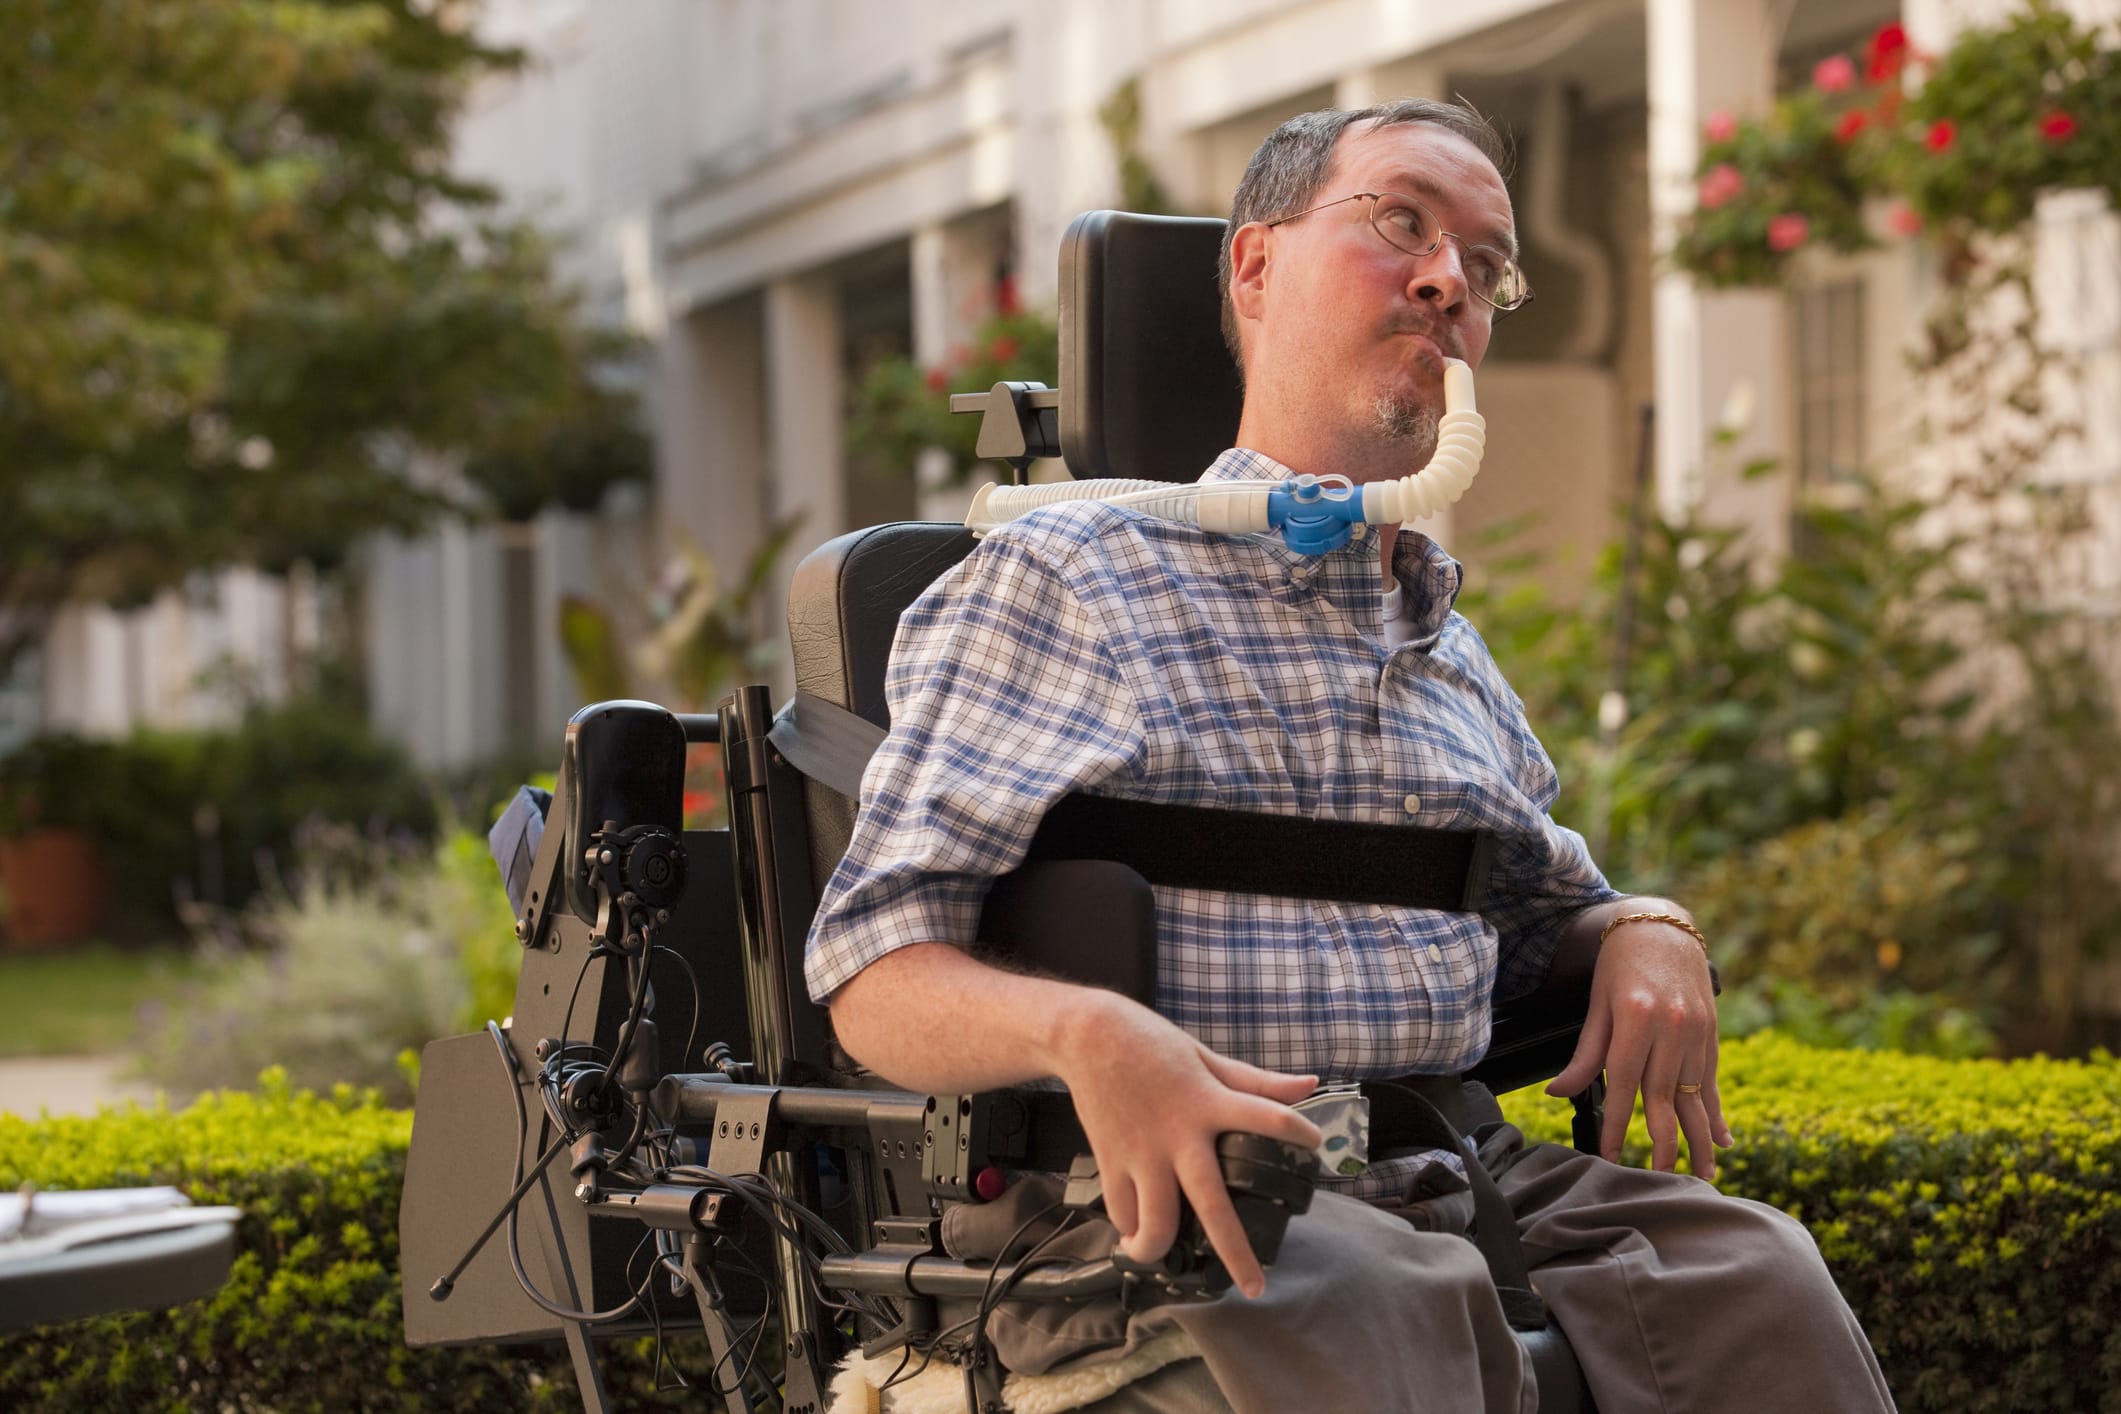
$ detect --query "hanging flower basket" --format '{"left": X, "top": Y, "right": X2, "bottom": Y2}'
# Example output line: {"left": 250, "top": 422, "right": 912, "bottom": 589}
{"left": 1672, "top": 5, "right": 2121, "bottom": 290}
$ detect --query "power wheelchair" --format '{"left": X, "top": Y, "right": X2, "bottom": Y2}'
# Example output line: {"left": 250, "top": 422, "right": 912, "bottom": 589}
{"left": 400, "top": 212, "right": 1608, "bottom": 1413}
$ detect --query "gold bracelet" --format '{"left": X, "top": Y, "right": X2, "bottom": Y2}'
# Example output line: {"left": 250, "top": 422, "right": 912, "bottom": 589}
{"left": 1600, "top": 910, "right": 1710, "bottom": 957}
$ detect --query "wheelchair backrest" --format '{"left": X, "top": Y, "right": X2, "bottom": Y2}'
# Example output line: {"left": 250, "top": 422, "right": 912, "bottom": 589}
{"left": 784, "top": 210, "right": 1242, "bottom": 889}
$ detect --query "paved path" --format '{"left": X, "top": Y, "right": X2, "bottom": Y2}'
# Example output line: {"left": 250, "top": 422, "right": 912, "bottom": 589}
{"left": 0, "top": 1056, "right": 158, "bottom": 1120}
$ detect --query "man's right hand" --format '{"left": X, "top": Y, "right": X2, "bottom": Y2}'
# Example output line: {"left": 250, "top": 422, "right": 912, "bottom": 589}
{"left": 827, "top": 942, "right": 1321, "bottom": 1298}
{"left": 1051, "top": 989, "right": 1322, "bottom": 1297}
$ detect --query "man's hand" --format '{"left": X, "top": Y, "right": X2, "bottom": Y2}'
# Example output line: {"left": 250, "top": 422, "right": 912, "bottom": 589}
{"left": 1545, "top": 915, "right": 1733, "bottom": 1181}
{"left": 827, "top": 943, "right": 1321, "bottom": 1297}
{"left": 1052, "top": 991, "right": 1321, "bottom": 1298}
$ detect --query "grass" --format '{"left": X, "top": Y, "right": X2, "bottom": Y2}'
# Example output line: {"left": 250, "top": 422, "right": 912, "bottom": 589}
{"left": 0, "top": 941, "right": 204, "bottom": 1057}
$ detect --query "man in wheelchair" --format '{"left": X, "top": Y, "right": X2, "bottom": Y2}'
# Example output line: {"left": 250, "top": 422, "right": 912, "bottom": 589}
{"left": 403, "top": 97, "right": 1897, "bottom": 1414}
{"left": 804, "top": 101, "right": 1895, "bottom": 1412}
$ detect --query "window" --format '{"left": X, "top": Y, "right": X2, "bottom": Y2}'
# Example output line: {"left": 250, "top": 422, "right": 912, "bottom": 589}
{"left": 1789, "top": 277, "right": 1868, "bottom": 497}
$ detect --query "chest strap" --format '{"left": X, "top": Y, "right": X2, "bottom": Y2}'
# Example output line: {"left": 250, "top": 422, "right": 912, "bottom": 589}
{"left": 770, "top": 690, "right": 1494, "bottom": 913}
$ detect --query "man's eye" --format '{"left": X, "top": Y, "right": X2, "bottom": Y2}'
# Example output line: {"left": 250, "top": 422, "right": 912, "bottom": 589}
{"left": 1468, "top": 252, "right": 1507, "bottom": 292}
{"left": 1380, "top": 202, "right": 1429, "bottom": 238}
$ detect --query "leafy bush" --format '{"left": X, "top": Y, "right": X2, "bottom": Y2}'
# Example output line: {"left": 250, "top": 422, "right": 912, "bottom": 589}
{"left": 0, "top": 1074, "right": 698, "bottom": 1411}
{"left": 844, "top": 304, "right": 1060, "bottom": 485}
{"left": 2, "top": 1038, "right": 2113, "bottom": 1410}
{"left": 136, "top": 824, "right": 521, "bottom": 1106}
{"left": 0, "top": 693, "right": 438, "bottom": 932}
{"left": 1503, "top": 1032, "right": 2121, "bottom": 1413}
{"left": 1463, "top": 469, "right": 2121, "bottom": 1053}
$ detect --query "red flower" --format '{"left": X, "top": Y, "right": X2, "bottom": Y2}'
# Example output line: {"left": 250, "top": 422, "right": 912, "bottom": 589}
{"left": 1698, "top": 163, "right": 1744, "bottom": 210}
{"left": 988, "top": 335, "right": 1020, "bottom": 363}
{"left": 995, "top": 274, "right": 1020, "bottom": 316}
{"left": 1766, "top": 213, "right": 1810, "bottom": 253}
{"left": 1866, "top": 22, "right": 1909, "bottom": 82}
{"left": 2039, "top": 110, "right": 2078, "bottom": 142}
{"left": 1835, "top": 110, "right": 1869, "bottom": 143}
{"left": 1703, "top": 110, "right": 1738, "bottom": 144}
{"left": 1813, "top": 55, "right": 1857, "bottom": 93}
{"left": 1925, "top": 119, "right": 1955, "bottom": 153}
{"left": 923, "top": 367, "right": 950, "bottom": 393}
{"left": 682, "top": 789, "right": 709, "bottom": 819}
{"left": 1888, "top": 204, "right": 1923, "bottom": 237}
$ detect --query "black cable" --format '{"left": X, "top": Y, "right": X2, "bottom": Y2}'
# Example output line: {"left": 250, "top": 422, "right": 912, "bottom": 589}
{"left": 654, "top": 942, "right": 702, "bottom": 1070}
{"left": 486, "top": 1022, "right": 649, "bottom": 1325}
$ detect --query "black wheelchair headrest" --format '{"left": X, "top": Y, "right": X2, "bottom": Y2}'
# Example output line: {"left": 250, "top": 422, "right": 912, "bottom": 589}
{"left": 1059, "top": 211, "right": 1244, "bottom": 484}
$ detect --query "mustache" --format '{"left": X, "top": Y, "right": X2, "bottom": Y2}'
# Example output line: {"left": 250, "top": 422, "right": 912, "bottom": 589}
{"left": 1388, "top": 315, "right": 1465, "bottom": 360}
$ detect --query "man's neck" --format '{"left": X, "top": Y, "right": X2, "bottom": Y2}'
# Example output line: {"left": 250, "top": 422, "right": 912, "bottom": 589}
{"left": 1378, "top": 523, "right": 1399, "bottom": 590}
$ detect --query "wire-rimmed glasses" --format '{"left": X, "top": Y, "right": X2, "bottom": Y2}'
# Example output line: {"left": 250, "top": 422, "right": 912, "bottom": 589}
{"left": 1264, "top": 191, "right": 1533, "bottom": 315}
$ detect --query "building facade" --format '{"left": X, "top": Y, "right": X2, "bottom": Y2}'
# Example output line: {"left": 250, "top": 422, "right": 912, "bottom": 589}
{"left": 21, "top": 0, "right": 2120, "bottom": 773}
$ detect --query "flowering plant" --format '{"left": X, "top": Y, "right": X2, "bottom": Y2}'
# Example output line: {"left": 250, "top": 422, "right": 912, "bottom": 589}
{"left": 1673, "top": 4, "right": 2121, "bottom": 288}
{"left": 845, "top": 286, "right": 1059, "bottom": 485}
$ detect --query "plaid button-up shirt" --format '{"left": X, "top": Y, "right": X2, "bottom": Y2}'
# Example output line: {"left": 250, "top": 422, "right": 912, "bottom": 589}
{"left": 805, "top": 449, "right": 1616, "bottom": 1192}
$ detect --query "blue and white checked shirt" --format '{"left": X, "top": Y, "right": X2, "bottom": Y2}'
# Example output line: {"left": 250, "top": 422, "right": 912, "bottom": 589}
{"left": 805, "top": 448, "right": 1617, "bottom": 1193}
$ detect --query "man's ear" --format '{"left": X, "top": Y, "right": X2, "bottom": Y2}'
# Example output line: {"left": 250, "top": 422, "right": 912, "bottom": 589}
{"left": 1229, "top": 221, "right": 1272, "bottom": 325}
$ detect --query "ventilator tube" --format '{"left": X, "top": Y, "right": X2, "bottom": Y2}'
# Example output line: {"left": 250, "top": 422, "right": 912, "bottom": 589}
{"left": 964, "top": 359, "right": 1483, "bottom": 556}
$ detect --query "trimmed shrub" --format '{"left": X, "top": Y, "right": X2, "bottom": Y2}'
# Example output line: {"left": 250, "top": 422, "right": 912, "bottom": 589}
{"left": 0, "top": 1072, "right": 701, "bottom": 1412}
{"left": 2, "top": 1036, "right": 2115, "bottom": 1411}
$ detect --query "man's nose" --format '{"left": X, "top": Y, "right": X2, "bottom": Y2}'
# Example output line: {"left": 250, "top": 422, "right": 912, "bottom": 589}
{"left": 1407, "top": 240, "right": 1470, "bottom": 315}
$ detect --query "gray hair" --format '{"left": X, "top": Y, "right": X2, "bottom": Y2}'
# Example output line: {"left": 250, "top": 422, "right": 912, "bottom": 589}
{"left": 1217, "top": 98, "right": 1513, "bottom": 369}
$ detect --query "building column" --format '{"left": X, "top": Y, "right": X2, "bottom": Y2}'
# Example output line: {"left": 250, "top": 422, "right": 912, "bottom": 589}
{"left": 765, "top": 273, "right": 846, "bottom": 543}
{"left": 910, "top": 219, "right": 1003, "bottom": 520}
{"left": 1647, "top": 0, "right": 1788, "bottom": 527}
{"left": 658, "top": 295, "right": 768, "bottom": 584}
{"left": 762, "top": 273, "right": 846, "bottom": 688}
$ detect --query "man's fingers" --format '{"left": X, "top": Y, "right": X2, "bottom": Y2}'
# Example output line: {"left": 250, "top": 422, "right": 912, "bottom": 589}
{"left": 1705, "top": 1051, "right": 1734, "bottom": 1147}
{"left": 1201, "top": 1050, "right": 1318, "bottom": 1105}
{"left": 1545, "top": 1007, "right": 1612, "bottom": 1098}
{"left": 1175, "top": 1146, "right": 1267, "bottom": 1298}
{"left": 1677, "top": 1091, "right": 1717, "bottom": 1182}
{"left": 1100, "top": 1162, "right": 1139, "bottom": 1243}
{"left": 1120, "top": 1168, "right": 1180, "bottom": 1266}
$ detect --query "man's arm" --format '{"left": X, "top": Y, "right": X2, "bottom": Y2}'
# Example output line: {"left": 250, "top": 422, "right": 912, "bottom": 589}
{"left": 1543, "top": 896, "right": 1733, "bottom": 1181}
{"left": 829, "top": 941, "right": 1321, "bottom": 1298}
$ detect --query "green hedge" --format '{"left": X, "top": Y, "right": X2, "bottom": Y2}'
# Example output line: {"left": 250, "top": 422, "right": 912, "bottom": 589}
{"left": 4, "top": 1036, "right": 2117, "bottom": 1412}
{"left": 0, "top": 1072, "right": 697, "bottom": 1412}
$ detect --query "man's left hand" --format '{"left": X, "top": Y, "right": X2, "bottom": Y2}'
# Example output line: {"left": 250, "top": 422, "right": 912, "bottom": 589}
{"left": 1545, "top": 912, "right": 1734, "bottom": 1181}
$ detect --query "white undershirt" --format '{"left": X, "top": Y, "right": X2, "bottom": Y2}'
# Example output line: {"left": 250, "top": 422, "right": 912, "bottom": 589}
{"left": 1379, "top": 575, "right": 1420, "bottom": 648}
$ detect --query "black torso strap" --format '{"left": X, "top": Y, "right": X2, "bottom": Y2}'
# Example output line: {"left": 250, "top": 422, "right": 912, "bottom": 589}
{"left": 770, "top": 690, "right": 1495, "bottom": 913}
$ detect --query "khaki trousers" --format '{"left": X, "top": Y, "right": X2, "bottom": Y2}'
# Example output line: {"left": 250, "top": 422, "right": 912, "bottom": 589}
{"left": 1073, "top": 1128, "right": 1897, "bottom": 1414}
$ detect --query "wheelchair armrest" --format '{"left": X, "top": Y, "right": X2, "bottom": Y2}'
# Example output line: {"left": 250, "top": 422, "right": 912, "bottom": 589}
{"left": 980, "top": 859, "right": 1157, "bottom": 1007}
{"left": 1466, "top": 976, "right": 1592, "bottom": 1097}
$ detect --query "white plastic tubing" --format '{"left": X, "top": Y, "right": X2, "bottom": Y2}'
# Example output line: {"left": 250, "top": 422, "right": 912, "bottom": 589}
{"left": 964, "top": 359, "right": 1485, "bottom": 539}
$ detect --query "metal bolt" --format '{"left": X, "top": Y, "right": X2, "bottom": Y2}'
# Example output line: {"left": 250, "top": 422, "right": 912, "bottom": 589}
{"left": 575, "top": 1183, "right": 593, "bottom": 1201}
{"left": 513, "top": 919, "right": 528, "bottom": 940}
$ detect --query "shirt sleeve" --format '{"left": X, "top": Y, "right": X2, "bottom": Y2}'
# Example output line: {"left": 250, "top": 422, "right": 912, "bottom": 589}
{"left": 803, "top": 533, "right": 1146, "bottom": 1003}
{"left": 1451, "top": 620, "right": 1620, "bottom": 1000}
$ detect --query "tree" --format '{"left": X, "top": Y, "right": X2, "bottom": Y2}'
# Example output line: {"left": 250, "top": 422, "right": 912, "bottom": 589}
{"left": 0, "top": 0, "right": 645, "bottom": 676}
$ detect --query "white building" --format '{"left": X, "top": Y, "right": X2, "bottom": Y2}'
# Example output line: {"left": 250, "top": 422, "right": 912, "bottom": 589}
{"left": 20, "top": 0, "right": 2120, "bottom": 772}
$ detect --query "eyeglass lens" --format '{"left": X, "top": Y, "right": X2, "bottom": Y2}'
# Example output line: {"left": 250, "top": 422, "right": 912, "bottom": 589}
{"left": 1369, "top": 194, "right": 1527, "bottom": 310}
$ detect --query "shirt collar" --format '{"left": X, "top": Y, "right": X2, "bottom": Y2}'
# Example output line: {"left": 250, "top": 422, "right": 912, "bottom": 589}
{"left": 1199, "top": 448, "right": 1464, "bottom": 645}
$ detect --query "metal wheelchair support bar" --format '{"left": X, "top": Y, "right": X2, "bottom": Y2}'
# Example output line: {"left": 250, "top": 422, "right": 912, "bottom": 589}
{"left": 818, "top": 1251, "right": 1124, "bottom": 1301}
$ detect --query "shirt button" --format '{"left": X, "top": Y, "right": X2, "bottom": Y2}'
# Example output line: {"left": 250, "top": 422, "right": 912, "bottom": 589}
{"left": 1402, "top": 793, "right": 1422, "bottom": 815}
{"left": 1426, "top": 943, "right": 1445, "bottom": 965}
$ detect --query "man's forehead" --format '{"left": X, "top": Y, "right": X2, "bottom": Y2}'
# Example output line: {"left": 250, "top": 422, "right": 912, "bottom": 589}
{"left": 1329, "top": 121, "right": 1515, "bottom": 249}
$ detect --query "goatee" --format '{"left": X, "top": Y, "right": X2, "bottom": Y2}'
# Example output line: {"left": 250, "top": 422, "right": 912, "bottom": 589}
{"left": 1371, "top": 391, "right": 1439, "bottom": 461}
